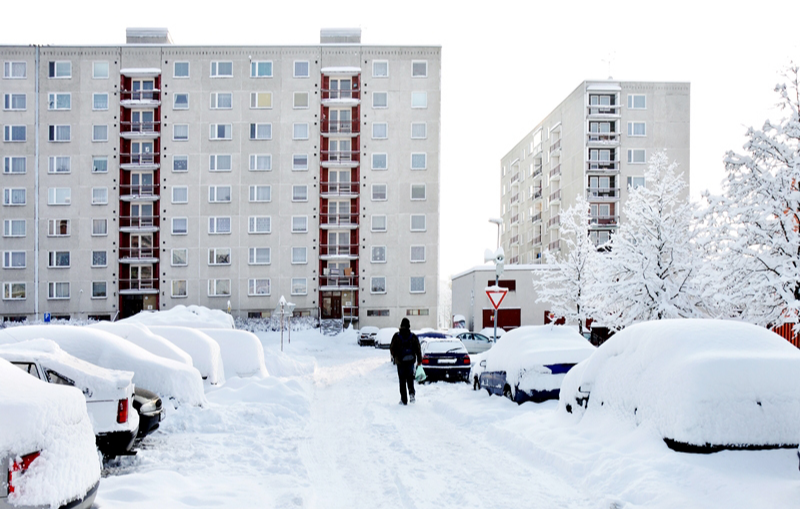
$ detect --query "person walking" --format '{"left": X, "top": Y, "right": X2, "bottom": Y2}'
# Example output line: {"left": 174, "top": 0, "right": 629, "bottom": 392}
{"left": 390, "top": 318, "right": 422, "bottom": 405}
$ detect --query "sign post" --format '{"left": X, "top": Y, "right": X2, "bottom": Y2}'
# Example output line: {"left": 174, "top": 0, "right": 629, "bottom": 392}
{"left": 43, "top": 312, "right": 51, "bottom": 323}
{"left": 483, "top": 246, "right": 505, "bottom": 342}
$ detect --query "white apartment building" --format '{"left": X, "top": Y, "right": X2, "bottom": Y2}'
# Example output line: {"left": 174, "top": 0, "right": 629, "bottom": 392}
{"left": 0, "top": 28, "right": 440, "bottom": 327}
{"left": 499, "top": 80, "right": 690, "bottom": 264}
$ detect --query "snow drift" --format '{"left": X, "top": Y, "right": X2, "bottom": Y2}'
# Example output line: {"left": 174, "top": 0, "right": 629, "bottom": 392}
{"left": 121, "top": 305, "right": 235, "bottom": 329}
{"left": 89, "top": 321, "right": 193, "bottom": 366}
{"left": 147, "top": 326, "right": 226, "bottom": 385}
{"left": 199, "top": 329, "right": 268, "bottom": 379}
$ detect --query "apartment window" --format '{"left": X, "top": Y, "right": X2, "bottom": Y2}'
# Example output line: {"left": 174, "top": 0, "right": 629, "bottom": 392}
{"left": 91, "top": 61, "right": 109, "bottom": 79}
{"left": 173, "top": 124, "right": 189, "bottom": 140}
{"left": 48, "top": 282, "right": 70, "bottom": 299}
{"left": 292, "top": 185, "right": 308, "bottom": 202}
{"left": 92, "top": 281, "right": 107, "bottom": 299}
{"left": 208, "top": 279, "right": 231, "bottom": 297}
{"left": 173, "top": 155, "right": 188, "bottom": 172}
{"left": 250, "top": 154, "right": 272, "bottom": 171}
{"left": 371, "top": 246, "right": 386, "bottom": 263}
{"left": 410, "top": 246, "right": 426, "bottom": 263}
{"left": 291, "top": 278, "right": 307, "bottom": 296}
{"left": 411, "top": 91, "right": 427, "bottom": 108}
{"left": 171, "top": 248, "right": 188, "bottom": 266}
{"left": 208, "top": 217, "right": 232, "bottom": 234}
{"left": 4, "top": 125, "right": 26, "bottom": 142}
{"left": 373, "top": 60, "right": 388, "bottom": 77}
{"left": 627, "top": 149, "right": 646, "bottom": 164}
{"left": 3, "top": 251, "right": 25, "bottom": 269}
{"left": 293, "top": 154, "right": 308, "bottom": 171}
{"left": 208, "top": 186, "right": 232, "bottom": 203}
{"left": 92, "top": 219, "right": 108, "bottom": 236}
{"left": 172, "top": 186, "right": 188, "bottom": 203}
{"left": 3, "top": 94, "right": 26, "bottom": 110}
{"left": 4, "top": 62, "right": 26, "bottom": 79}
{"left": 372, "top": 153, "right": 388, "bottom": 170}
{"left": 411, "top": 123, "right": 427, "bottom": 139}
{"left": 293, "top": 92, "right": 309, "bottom": 109}
{"left": 412, "top": 61, "right": 427, "bottom": 77}
{"left": 250, "top": 123, "right": 272, "bottom": 140}
{"left": 91, "top": 187, "right": 108, "bottom": 205}
{"left": 250, "top": 92, "right": 272, "bottom": 109}
{"left": 371, "top": 184, "right": 387, "bottom": 201}
{"left": 292, "top": 247, "right": 307, "bottom": 264}
{"left": 211, "top": 61, "right": 233, "bottom": 77}
{"left": 48, "top": 219, "right": 69, "bottom": 236}
{"left": 3, "top": 219, "right": 25, "bottom": 237}
{"left": 249, "top": 247, "right": 270, "bottom": 265}
{"left": 410, "top": 214, "right": 426, "bottom": 231}
{"left": 174, "top": 62, "right": 189, "bottom": 78}
{"left": 48, "top": 93, "right": 71, "bottom": 110}
{"left": 209, "top": 154, "right": 232, "bottom": 171}
{"left": 371, "top": 277, "right": 387, "bottom": 294}
{"left": 372, "top": 92, "right": 388, "bottom": 108}
{"left": 3, "top": 282, "right": 26, "bottom": 300}
{"left": 210, "top": 92, "right": 233, "bottom": 109}
{"left": 4, "top": 156, "right": 26, "bottom": 174}
{"left": 92, "top": 157, "right": 108, "bottom": 173}
{"left": 208, "top": 248, "right": 231, "bottom": 266}
{"left": 249, "top": 279, "right": 270, "bottom": 296}
{"left": 250, "top": 61, "right": 272, "bottom": 78}
{"left": 48, "top": 61, "right": 71, "bottom": 78}
{"left": 249, "top": 185, "right": 271, "bottom": 202}
{"left": 294, "top": 61, "right": 309, "bottom": 78}
{"left": 172, "top": 217, "right": 188, "bottom": 235}
{"left": 93, "top": 93, "right": 108, "bottom": 110}
{"left": 627, "top": 176, "right": 646, "bottom": 189}
{"left": 48, "top": 251, "right": 70, "bottom": 268}
{"left": 47, "top": 187, "right": 70, "bottom": 205}
{"left": 627, "top": 122, "right": 646, "bottom": 137}
{"left": 628, "top": 94, "right": 646, "bottom": 109}
{"left": 293, "top": 123, "right": 309, "bottom": 140}
{"left": 371, "top": 215, "right": 387, "bottom": 232}
{"left": 248, "top": 216, "right": 271, "bottom": 234}
{"left": 411, "top": 184, "right": 426, "bottom": 200}
{"left": 372, "top": 122, "right": 388, "bottom": 139}
{"left": 590, "top": 149, "right": 612, "bottom": 162}
{"left": 292, "top": 216, "right": 308, "bottom": 233}
{"left": 209, "top": 124, "right": 232, "bottom": 140}
{"left": 173, "top": 94, "right": 189, "bottom": 109}
{"left": 172, "top": 280, "right": 188, "bottom": 298}
{"left": 410, "top": 276, "right": 425, "bottom": 293}
{"left": 411, "top": 153, "right": 427, "bottom": 170}
{"left": 92, "top": 125, "right": 108, "bottom": 142}
{"left": 47, "top": 125, "right": 70, "bottom": 142}
{"left": 92, "top": 251, "right": 107, "bottom": 267}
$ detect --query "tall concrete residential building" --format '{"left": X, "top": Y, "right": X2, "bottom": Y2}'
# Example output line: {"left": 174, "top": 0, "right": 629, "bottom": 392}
{"left": 499, "top": 80, "right": 690, "bottom": 264}
{"left": 0, "top": 28, "right": 440, "bottom": 327}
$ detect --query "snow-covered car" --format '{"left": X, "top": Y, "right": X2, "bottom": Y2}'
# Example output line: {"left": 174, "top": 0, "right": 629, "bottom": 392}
{"left": 454, "top": 331, "right": 493, "bottom": 354}
{"left": 0, "top": 339, "right": 139, "bottom": 457}
{"left": 419, "top": 337, "right": 471, "bottom": 382}
{"left": 89, "top": 321, "right": 193, "bottom": 366}
{"left": 358, "top": 326, "right": 379, "bottom": 347}
{"left": 374, "top": 327, "right": 398, "bottom": 350}
{"left": 147, "top": 326, "right": 225, "bottom": 385}
{"left": 479, "top": 327, "right": 506, "bottom": 342}
{"left": 475, "top": 325, "right": 595, "bottom": 404}
{"left": 560, "top": 319, "right": 800, "bottom": 452}
{"left": 199, "top": 329, "right": 268, "bottom": 379}
{"left": 0, "top": 358, "right": 100, "bottom": 509}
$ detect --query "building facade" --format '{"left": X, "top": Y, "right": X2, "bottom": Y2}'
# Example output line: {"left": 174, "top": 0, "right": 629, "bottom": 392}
{"left": 0, "top": 28, "right": 440, "bottom": 327}
{"left": 499, "top": 80, "right": 690, "bottom": 264}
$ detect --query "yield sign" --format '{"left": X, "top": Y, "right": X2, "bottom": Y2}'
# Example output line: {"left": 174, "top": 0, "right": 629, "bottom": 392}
{"left": 485, "top": 286, "right": 508, "bottom": 310}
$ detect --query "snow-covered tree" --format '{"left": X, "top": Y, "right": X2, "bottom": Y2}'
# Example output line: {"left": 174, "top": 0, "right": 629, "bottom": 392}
{"left": 532, "top": 195, "right": 597, "bottom": 334}
{"left": 699, "top": 65, "right": 800, "bottom": 330}
{"left": 593, "top": 151, "right": 703, "bottom": 330}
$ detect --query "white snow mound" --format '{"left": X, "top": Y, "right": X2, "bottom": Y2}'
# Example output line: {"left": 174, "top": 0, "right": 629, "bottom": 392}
{"left": 89, "top": 321, "right": 193, "bottom": 366}
{"left": 121, "top": 305, "right": 235, "bottom": 329}
{"left": 199, "top": 329, "right": 268, "bottom": 379}
{"left": 147, "top": 326, "right": 226, "bottom": 385}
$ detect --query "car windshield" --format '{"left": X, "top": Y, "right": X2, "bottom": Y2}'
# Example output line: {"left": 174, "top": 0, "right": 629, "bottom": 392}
{"left": 425, "top": 341, "right": 467, "bottom": 354}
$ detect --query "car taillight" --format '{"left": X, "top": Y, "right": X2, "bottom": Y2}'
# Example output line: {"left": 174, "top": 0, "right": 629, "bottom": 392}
{"left": 421, "top": 357, "right": 430, "bottom": 365}
{"left": 117, "top": 398, "right": 129, "bottom": 424}
{"left": 463, "top": 356, "right": 471, "bottom": 365}
{"left": 8, "top": 451, "right": 40, "bottom": 494}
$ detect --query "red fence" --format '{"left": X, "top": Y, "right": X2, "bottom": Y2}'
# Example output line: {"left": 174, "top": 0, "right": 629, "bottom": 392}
{"left": 773, "top": 323, "right": 800, "bottom": 348}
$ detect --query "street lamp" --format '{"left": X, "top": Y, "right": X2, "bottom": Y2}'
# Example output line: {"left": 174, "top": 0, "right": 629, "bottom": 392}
{"left": 488, "top": 218, "right": 502, "bottom": 250}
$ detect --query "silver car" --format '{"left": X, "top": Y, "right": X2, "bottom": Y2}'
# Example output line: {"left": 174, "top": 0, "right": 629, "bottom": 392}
{"left": 456, "top": 332, "right": 494, "bottom": 354}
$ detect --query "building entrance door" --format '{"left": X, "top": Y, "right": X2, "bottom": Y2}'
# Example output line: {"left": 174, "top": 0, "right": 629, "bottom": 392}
{"left": 322, "top": 293, "right": 342, "bottom": 319}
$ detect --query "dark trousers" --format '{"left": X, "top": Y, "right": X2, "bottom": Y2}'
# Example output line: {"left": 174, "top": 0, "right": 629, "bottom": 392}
{"left": 396, "top": 362, "right": 416, "bottom": 404}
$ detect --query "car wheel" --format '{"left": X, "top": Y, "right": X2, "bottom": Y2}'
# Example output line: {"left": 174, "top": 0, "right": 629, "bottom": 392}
{"left": 503, "top": 385, "right": 513, "bottom": 401}
{"left": 473, "top": 376, "right": 481, "bottom": 391}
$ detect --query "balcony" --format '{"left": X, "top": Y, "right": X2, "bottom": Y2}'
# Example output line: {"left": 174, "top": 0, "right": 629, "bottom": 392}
{"left": 533, "top": 188, "right": 543, "bottom": 200}
{"left": 320, "top": 181, "right": 359, "bottom": 198}
{"left": 549, "top": 165, "right": 561, "bottom": 182}
{"left": 510, "top": 235, "right": 519, "bottom": 245}
{"left": 586, "top": 104, "right": 621, "bottom": 118}
{"left": 549, "top": 139, "right": 561, "bottom": 154}
{"left": 548, "top": 240, "right": 561, "bottom": 252}
{"left": 320, "top": 213, "right": 359, "bottom": 230}
{"left": 119, "top": 215, "right": 159, "bottom": 233}
{"left": 319, "top": 244, "right": 359, "bottom": 260}
{"left": 510, "top": 214, "right": 519, "bottom": 225}
{"left": 120, "top": 184, "right": 160, "bottom": 202}
{"left": 532, "top": 166, "right": 543, "bottom": 179}
{"left": 120, "top": 121, "right": 161, "bottom": 140}
{"left": 320, "top": 120, "right": 360, "bottom": 137}
{"left": 119, "top": 248, "right": 159, "bottom": 264}
{"left": 321, "top": 87, "right": 361, "bottom": 107}
{"left": 509, "top": 256, "right": 520, "bottom": 264}
{"left": 586, "top": 187, "right": 620, "bottom": 202}
{"left": 119, "top": 278, "right": 159, "bottom": 295}
{"left": 587, "top": 160, "right": 619, "bottom": 173}
{"left": 533, "top": 235, "right": 542, "bottom": 246}
{"left": 321, "top": 150, "right": 359, "bottom": 168}
{"left": 531, "top": 212, "right": 542, "bottom": 224}
{"left": 319, "top": 275, "right": 358, "bottom": 291}
{"left": 548, "top": 215, "right": 560, "bottom": 230}
{"left": 120, "top": 89, "right": 161, "bottom": 108}
{"left": 510, "top": 193, "right": 520, "bottom": 206}
{"left": 510, "top": 172, "right": 520, "bottom": 186}
{"left": 549, "top": 189, "right": 561, "bottom": 207}
{"left": 589, "top": 215, "right": 619, "bottom": 228}
{"left": 120, "top": 153, "right": 160, "bottom": 171}
{"left": 587, "top": 132, "right": 620, "bottom": 146}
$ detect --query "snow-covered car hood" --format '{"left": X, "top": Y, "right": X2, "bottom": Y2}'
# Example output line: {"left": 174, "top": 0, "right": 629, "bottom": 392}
{"left": 483, "top": 326, "right": 595, "bottom": 376}
{"left": 375, "top": 328, "right": 398, "bottom": 346}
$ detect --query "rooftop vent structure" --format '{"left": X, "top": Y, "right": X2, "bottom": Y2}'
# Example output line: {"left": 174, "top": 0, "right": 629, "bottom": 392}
{"left": 320, "top": 28, "right": 361, "bottom": 44}
{"left": 126, "top": 28, "right": 173, "bottom": 45}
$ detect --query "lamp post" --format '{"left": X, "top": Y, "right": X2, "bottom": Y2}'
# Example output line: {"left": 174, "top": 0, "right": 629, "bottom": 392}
{"left": 488, "top": 218, "right": 502, "bottom": 250}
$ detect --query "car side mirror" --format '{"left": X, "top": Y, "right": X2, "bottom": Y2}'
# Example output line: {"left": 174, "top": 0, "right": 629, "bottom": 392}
{"left": 480, "top": 360, "right": 486, "bottom": 368}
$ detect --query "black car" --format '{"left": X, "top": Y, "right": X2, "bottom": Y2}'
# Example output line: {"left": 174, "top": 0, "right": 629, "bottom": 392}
{"left": 419, "top": 337, "right": 470, "bottom": 382}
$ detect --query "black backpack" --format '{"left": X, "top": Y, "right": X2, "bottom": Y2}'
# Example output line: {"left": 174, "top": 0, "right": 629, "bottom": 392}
{"left": 399, "top": 333, "right": 416, "bottom": 363}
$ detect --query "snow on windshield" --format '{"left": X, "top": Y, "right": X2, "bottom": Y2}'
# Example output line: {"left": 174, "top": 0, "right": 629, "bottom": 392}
{"left": 425, "top": 341, "right": 467, "bottom": 354}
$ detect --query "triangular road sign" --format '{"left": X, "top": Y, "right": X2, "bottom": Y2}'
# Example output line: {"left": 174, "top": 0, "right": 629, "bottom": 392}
{"left": 485, "top": 287, "right": 508, "bottom": 310}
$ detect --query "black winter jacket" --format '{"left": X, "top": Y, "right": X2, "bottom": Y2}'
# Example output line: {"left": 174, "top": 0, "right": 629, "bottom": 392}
{"left": 390, "top": 328, "right": 422, "bottom": 365}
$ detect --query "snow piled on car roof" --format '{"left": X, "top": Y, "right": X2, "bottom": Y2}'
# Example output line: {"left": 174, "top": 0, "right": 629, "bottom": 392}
{"left": 560, "top": 319, "right": 800, "bottom": 448}
{"left": 199, "top": 329, "right": 268, "bottom": 379}
{"left": 0, "top": 357, "right": 100, "bottom": 508}
{"left": 89, "top": 321, "right": 193, "bottom": 366}
{"left": 146, "top": 326, "right": 226, "bottom": 385}
{"left": 120, "top": 305, "right": 235, "bottom": 329}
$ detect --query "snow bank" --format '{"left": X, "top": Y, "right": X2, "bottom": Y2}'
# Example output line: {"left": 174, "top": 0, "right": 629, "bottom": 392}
{"left": 120, "top": 305, "right": 235, "bottom": 329}
{"left": 199, "top": 329, "right": 268, "bottom": 379}
{"left": 0, "top": 325, "right": 206, "bottom": 406}
{"left": 560, "top": 319, "right": 800, "bottom": 448}
{"left": 89, "top": 322, "right": 193, "bottom": 366}
{"left": 147, "top": 326, "right": 225, "bottom": 385}
{"left": 0, "top": 358, "right": 100, "bottom": 508}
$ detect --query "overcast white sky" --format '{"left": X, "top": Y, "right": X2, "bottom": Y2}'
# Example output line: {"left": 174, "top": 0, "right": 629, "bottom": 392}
{"left": 5, "top": 0, "right": 799, "bottom": 282}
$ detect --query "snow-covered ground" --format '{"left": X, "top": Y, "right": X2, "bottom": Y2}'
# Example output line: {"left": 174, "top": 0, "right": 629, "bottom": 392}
{"left": 94, "top": 328, "right": 799, "bottom": 509}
